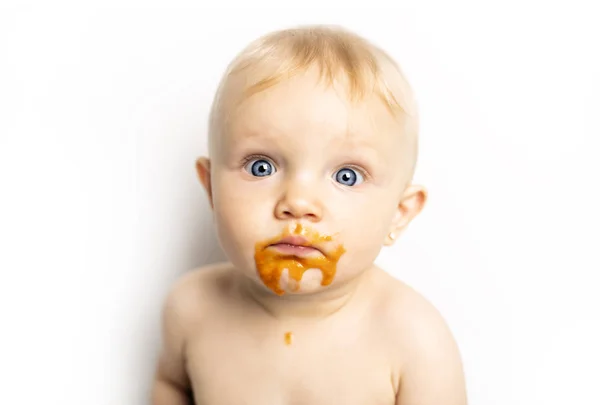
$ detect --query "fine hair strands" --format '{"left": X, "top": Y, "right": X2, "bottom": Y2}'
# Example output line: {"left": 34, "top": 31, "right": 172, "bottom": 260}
{"left": 206, "top": 24, "right": 420, "bottom": 179}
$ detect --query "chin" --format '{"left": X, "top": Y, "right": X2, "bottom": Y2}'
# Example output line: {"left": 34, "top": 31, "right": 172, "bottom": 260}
{"left": 278, "top": 267, "right": 326, "bottom": 294}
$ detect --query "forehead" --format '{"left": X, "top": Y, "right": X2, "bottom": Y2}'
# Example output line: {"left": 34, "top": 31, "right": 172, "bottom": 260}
{"left": 224, "top": 69, "right": 404, "bottom": 153}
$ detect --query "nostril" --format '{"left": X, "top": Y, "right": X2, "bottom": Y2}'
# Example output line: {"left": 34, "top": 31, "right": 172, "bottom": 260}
{"left": 281, "top": 210, "right": 317, "bottom": 220}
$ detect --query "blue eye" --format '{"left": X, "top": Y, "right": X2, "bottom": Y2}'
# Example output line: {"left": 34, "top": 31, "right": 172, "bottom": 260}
{"left": 245, "top": 159, "right": 275, "bottom": 177}
{"left": 335, "top": 168, "right": 364, "bottom": 186}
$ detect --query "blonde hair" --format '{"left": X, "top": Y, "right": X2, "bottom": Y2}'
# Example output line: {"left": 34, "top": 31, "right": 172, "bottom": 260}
{"left": 208, "top": 25, "right": 419, "bottom": 173}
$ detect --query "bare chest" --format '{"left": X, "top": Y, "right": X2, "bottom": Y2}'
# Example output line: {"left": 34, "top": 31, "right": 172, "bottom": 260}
{"left": 185, "top": 318, "right": 397, "bottom": 405}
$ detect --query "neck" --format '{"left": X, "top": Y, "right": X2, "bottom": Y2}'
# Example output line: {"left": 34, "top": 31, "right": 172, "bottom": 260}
{"left": 238, "top": 266, "right": 374, "bottom": 320}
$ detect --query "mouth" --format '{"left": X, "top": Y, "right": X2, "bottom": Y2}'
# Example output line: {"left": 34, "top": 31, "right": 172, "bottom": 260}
{"left": 267, "top": 236, "right": 324, "bottom": 257}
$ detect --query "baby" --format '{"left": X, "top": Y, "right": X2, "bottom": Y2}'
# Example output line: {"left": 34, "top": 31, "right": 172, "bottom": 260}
{"left": 152, "top": 25, "right": 467, "bottom": 405}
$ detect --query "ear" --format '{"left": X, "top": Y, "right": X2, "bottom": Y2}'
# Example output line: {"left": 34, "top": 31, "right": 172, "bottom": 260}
{"left": 384, "top": 185, "right": 427, "bottom": 246}
{"left": 195, "top": 157, "right": 213, "bottom": 209}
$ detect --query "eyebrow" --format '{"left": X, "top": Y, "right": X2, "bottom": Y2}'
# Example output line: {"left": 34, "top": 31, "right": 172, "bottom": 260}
{"left": 229, "top": 119, "right": 388, "bottom": 163}
{"left": 335, "top": 143, "right": 383, "bottom": 172}
{"left": 337, "top": 135, "right": 385, "bottom": 156}
{"left": 227, "top": 118, "right": 282, "bottom": 142}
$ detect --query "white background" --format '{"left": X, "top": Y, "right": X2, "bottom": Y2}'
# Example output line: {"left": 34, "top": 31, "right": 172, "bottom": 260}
{"left": 1, "top": 2, "right": 599, "bottom": 404}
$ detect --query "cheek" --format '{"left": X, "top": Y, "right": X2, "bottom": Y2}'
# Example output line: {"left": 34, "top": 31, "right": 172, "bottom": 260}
{"left": 334, "top": 191, "right": 396, "bottom": 238}
{"left": 213, "top": 177, "right": 274, "bottom": 224}
{"left": 211, "top": 176, "right": 273, "bottom": 261}
{"left": 330, "top": 193, "right": 397, "bottom": 277}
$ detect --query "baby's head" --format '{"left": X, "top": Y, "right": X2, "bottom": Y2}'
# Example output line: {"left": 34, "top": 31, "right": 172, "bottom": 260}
{"left": 196, "top": 25, "right": 427, "bottom": 296}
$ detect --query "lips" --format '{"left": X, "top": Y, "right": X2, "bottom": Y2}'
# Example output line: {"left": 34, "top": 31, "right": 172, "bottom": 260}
{"left": 268, "top": 236, "right": 324, "bottom": 257}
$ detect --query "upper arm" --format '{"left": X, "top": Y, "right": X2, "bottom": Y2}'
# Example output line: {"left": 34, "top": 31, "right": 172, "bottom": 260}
{"left": 155, "top": 273, "right": 199, "bottom": 390}
{"left": 395, "top": 300, "right": 468, "bottom": 405}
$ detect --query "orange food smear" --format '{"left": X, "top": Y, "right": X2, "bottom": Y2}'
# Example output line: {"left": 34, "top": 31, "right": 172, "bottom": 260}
{"left": 284, "top": 331, "right": 293, "bottom": 345}
{"left": 254, "top": 223, "right": 346, "bottom": 295}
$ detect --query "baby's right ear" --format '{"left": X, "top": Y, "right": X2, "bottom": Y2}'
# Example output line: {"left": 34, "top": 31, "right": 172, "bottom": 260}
{"left": 195, "top": 157, "right": 213, "bottom": 209}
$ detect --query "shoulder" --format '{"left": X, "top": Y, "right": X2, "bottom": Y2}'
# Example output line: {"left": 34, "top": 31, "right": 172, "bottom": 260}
{"left": 370, "top": 268, "right": 444, "bottom": 329}
{"left": 379, "top": 273, "right": 454, "bottom": 345}
{"left": 154, "top": 263, "right": 235, "bottom": 388}
{"left": 161, "top": 262, "right": 235, "bottom": 332}
{"left": 372, "top": 270, "right": 467, "bottom": 404}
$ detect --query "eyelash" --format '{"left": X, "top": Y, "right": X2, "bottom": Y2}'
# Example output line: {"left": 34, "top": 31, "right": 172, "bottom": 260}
{"left": 240, "top": 154, "right": 274, "bottom": 167}
{"left": 335, "top": 164, "right": 371, "bottom": 182}
{"left": 240, "top": 155, "right": 371, "bottom": 182}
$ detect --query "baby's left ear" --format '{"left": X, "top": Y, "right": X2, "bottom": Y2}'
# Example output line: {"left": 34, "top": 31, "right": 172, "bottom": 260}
{"left": 195, "top": 157, "right": 213, "bottom": 209}
{"left": 385, "top": 185, "right": 428, "bottom": 245}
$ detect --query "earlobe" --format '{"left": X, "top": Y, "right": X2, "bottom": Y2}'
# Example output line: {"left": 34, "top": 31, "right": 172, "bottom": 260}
{"left": 195, "top": 157, "right": 213, "bottom": 209}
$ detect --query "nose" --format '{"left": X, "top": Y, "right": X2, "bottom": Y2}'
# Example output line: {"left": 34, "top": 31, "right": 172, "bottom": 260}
{"left": 274, "top": 179, "right": 323, "bottom": 222}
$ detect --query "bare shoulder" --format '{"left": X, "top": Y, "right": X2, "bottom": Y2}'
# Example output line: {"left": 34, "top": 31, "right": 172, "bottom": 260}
{"left": 161, "top": 262, "right": 236, "bottom": 329}
{"left": 374, "top": 270, "right": 454, "bottom": 340}
{"left": 154, "top": 263, "right": 236, "bottom": 392}
{"left": 371, "top": 269, "right": 468, "bottom": 404}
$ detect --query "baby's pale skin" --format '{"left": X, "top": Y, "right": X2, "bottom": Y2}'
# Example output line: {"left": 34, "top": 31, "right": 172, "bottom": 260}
{"left": 152, "top": 68, "right": 467, "bottom": 404}
{"left": 153, "top": 263, "right": 466, "bottom": 405}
